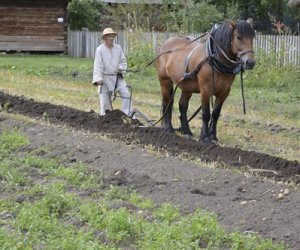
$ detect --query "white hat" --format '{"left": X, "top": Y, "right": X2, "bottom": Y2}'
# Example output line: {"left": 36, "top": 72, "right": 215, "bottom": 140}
{"left": 102, "top": 28, "right": 117, "bottom": 37}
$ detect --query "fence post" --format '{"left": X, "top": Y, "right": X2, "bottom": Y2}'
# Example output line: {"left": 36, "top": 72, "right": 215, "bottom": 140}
{"left": 152, "top": 32, "right": 157, "bottom": 53}
{"left": 82, "top": 27, "right": 88, "bottom": 58}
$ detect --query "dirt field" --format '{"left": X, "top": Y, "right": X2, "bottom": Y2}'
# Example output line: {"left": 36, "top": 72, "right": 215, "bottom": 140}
{"left": 1, "top": 91, "right": 300, "bottom": 249}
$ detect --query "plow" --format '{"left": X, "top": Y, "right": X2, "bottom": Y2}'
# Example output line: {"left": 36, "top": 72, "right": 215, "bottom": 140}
{"left": 102, "top": 82, "right": 154, "bottom": 126}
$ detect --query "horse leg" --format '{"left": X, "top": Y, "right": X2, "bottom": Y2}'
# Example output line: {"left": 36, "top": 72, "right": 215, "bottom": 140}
{"left": 200, "top": 92, "right": 211, "bottom": 143}
{"left": 208, "top": 98, "right": 224, "bottom": 142}
{"left": 179, "top": 91, "right": 193, "bottom": 136}
{"left": 160, "top": 79, "right": 174, "bottom": 133}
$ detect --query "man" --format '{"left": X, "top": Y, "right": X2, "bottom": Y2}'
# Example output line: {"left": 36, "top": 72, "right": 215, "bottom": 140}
{"left": 92, "top": 27, "right": 131, "bottom": 116}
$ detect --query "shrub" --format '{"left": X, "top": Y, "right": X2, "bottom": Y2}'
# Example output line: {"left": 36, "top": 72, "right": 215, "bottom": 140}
{"left": 67, "top": 0, "right": 101, "bottom": 31}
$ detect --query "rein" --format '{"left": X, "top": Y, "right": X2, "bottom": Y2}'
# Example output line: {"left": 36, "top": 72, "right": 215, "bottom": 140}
{"left": 142, "top": 76, "right": 185, "bottom": 127}
{"left": 240, "top": 70, "right": 246, "bottom": 114}
{"left": 210, "top": 35, "right": 241, "bottom": 66}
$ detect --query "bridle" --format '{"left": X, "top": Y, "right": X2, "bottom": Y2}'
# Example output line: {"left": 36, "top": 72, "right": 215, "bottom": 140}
{"left": 237, "top": 49, "right": 255, "bottom": 65}
{"left": 210, "top": 35, "right": 255, "bottom": 68}
{"left": 238, "top": 49, "right": 255, "bottom": 57}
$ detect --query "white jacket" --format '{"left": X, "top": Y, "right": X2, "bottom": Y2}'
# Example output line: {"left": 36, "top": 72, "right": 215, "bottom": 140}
{"left": 92, "top": 43, "right": 127, "bottom": 92}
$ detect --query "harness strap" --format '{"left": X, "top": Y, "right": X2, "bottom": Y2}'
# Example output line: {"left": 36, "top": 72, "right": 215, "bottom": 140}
{"left": 112, "top": 73, "right": 119, "bottom": 101}
{"left": 207, "top": 35, "right": 243, "bottom": 75}
{"left": 144, "top": 32, "right": 209, "bottom": 69}
{"left": 211, "top": 62, "right": 215, "bottom": 109}
{"left": 240, "top": 70, "right": 246, "bottom": 114}
{"left": 139, "top": 75, "right": 185, "bottom": 128}
{"left": 210, "top": 35, "right": 240, "bottom": 65}
{"left": 183, "top": 44, "right": 209, "bottom": 80}
{"left": 183, "top": 56, "right": 209, "bottom": 80}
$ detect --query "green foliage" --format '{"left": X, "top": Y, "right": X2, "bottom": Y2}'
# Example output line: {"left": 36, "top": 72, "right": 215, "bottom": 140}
{"left": 0, "top": 129, "right": 29, "bottom": 158}
{"left": 0, "top": 64, "right": 16, "bottom": 70}
{"left": 223, "top": 1, "right": 240, "bottom": 20}
{"left": 176, "top": 1, "right": 224, "bottom": 32}
{"left": 65, "top": 0, "right": 300, "bottom": 33}
{"left": 105, "top": 185, "right": 130, "bottom": 200}
{"left": 53, "top": 164, "right": 102, "bottom": 189}
{"left": 129, "top": 192, "right": 154, "bottom": 209}
{"left": 0, "top": 54, "right": 93, "bottom": 81}
{"left": 67, "top": 0, "right": 101, "bottom": 31}
{"left": 103, "top": 2, "right": 164, "bottom": 31}
{"left": 210, "top": 0, "right": 299, "bottom": 33}
{"left": 127, "top": 29, "right": 156, "bottom": 71}
{"left": 244, "top": 49, "right": 300, "bottom": 90}
{"left": 23, "top": 154, "right": 59, "bottom": 171}
{"left": 0, "top": 228, "right": 24, "bottom": 250}
{"left": 2, "top": 101, "right": 11, "bottom": 111}
{"left": 102, "top": 208, "right": 139, "bottom": 242}
{"left": 101, "top": 1, "right": 223, "bottom": 33}
{"left": 153, "top": 202, "right": 181, "bottom": 223}
{"left": 0, "top": 162, "right": 26, "bottom": 186}
{"left": 13, "top": 183, "right": 106, "bottom": 249}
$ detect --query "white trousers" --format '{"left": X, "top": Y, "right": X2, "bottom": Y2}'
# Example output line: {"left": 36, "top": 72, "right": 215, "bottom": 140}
{"left": 98, "top": 81, "right": 131, "bottom": 116}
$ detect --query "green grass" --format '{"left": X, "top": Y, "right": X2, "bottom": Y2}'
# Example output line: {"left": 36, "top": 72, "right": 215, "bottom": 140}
{"left": 0, "top": 128, "right": 285, "bottom": 249}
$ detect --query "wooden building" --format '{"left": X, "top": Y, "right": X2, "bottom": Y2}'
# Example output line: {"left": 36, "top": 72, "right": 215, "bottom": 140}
{"left": 0, "top": 0, "right": 68, "bottom": 53}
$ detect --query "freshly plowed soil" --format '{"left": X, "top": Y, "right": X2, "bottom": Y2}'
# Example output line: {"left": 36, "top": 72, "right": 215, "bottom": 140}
{"left": 1, "top": 91, "right": 300, "bottom": 249}
{"left": 0, "top": 91, "right": 299, "bottom": 182}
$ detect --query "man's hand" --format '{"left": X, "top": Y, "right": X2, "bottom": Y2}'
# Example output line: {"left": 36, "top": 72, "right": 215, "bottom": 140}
{"left": 93, "top": 81, "right": 103, "bottom": 86}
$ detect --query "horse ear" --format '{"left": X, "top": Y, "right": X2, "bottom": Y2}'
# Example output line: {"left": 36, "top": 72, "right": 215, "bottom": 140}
{"left": 226, "top": 20, "right": 237, "bottom": 29}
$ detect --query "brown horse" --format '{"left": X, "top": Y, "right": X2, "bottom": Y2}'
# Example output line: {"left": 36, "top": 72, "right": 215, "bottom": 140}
{"left": 155, "top": 20, "right": 256, "bottom": 143}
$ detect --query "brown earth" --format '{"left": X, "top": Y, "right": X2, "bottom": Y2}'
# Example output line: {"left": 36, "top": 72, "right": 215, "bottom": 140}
{"left": 1, "top": 91, "right": 300, "bottom": 249}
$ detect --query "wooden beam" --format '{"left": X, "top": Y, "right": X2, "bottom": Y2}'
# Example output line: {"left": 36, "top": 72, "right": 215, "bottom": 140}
{"left": 0, "top": 42, "right": 64, "bottom": 51}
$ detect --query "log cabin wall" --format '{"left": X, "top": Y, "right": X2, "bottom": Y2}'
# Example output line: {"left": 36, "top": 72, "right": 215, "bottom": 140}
{"left": 0, "top": 0, "right": 68, "bottom": 53}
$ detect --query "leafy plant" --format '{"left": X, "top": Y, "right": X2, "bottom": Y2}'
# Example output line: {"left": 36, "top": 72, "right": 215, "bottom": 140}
{"left": 67, "top": 0, "right": 101, "bottom": 31}
{"left": 0, "top": 162, "right": 27, "bottom": 186}
{"left": 0, "top": 129, "right": 29, "bottom": 157}
{"left": 126, "top": 29, "right": 156, "bottom": 70}
{"left": 244, "top": 48, "right": 299, "bottom": 90}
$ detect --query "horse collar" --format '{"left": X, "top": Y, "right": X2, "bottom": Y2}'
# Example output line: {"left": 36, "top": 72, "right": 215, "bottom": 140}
{"left": 207, "top": 35, "right": 242, "bottom": 75}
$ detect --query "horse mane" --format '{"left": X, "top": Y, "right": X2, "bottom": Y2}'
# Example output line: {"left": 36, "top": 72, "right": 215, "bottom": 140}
{"left": 236, "top": 20, "right": 256, "bottom": 39}
{"left": 211, "top": 20, "right": 255, "bottom": 55}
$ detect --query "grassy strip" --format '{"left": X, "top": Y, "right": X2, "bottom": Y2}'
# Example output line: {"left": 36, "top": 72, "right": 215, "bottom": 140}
{"left": 0, "top": 128, "right": 285, "bottom": 249}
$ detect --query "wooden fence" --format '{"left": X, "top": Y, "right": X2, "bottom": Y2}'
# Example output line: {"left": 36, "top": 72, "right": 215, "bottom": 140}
{"left": 68, "top": 29, "right": 300, "bottom": 65}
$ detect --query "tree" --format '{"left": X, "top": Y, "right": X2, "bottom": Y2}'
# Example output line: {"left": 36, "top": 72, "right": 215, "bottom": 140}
{"left": 208, "top": 0, "right": 299, "bottom": 33}
{"left": 160, "top": 0, "right": 224, "bottom": 32}
{"left": 67, "top": 0, "right": 102, "bottom": 31}
{"left": 102, "top": 2, "right": 165, "bottom": 31}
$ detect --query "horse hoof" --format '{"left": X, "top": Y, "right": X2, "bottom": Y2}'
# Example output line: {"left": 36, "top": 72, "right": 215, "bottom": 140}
{"left": 183, "top": 134, "right": 193, "bottom": 139}
{"left": 200, "top": 137, "right": 211, "bottom": 144}
{"left": 165, "top": 127, "right": 174, "bottom": 133}
{"left": 209, "top": 134, "right": 218, "bottom": 143}
{"left": 182, "top": 130, "right": 193, "bottom": 137}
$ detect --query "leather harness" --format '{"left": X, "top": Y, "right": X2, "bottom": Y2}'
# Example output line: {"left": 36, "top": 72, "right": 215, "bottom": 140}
{"left": 182, "top": 33, "right": 243, "bottom": 81}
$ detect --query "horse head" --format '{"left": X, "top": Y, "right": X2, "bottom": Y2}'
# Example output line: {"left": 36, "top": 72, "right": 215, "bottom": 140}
{"left": 229, "top": 20, "right": 256, "bottom": 70}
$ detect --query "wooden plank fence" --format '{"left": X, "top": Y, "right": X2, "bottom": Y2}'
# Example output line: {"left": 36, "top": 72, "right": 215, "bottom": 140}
{"left": 68, "top": 29, "right": 300, "bottom": 65}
